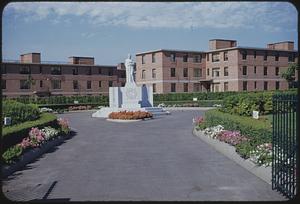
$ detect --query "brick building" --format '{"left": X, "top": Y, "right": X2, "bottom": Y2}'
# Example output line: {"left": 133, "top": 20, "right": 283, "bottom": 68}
{"left": 1, "top": 53, "right": 126, "bottom": 98}
{"left": 136, "top": 39, "right": 298, "bottom": 93}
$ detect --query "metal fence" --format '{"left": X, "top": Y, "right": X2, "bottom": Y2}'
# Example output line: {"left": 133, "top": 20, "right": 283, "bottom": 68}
{"left": 272, "top": 93, "right": 298, "bottom": 199}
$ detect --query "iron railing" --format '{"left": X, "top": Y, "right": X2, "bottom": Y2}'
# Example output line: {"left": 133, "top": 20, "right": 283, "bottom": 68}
{"left": 272, "top": 93, "right": 298, "bottom": 199}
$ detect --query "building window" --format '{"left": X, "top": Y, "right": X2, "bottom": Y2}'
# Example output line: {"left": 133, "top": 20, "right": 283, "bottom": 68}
{"left": 224, "top": 82, "right": 228, "bottom": 91}
{"left": 264, "top": 51, "right": 268, "bottom": 61}
{"left": 184, "top": 83, "right": 188, "bottom": 92}
{"left": 171, "top": 68, "right": 176, "bottom": 77}
{"left": 99, "top": 81, "right": 102, "bottom": 87}
{"left": 20, "top": 80, "right": 31, "bottom": 89}
{"left": 39, "top": 66, "right": 43, "bottom": 74}
{"left": 51, "top": 80, "right": 61, "bottom": 89}
{"left": 73, "top": 67, "right": 78, "bottom": 75}
{"left": 170, "top": 53, "right": 176, "bottom": 62}
{"left": 275, "top": 67, "right": 279, "bottom": 76}
{"left": 242, "top": 66, "right": 247, "bottom": 76}
{"left": 241, "top": 50, "right": 247, "bottom": 60}
{"left": 2, "top": 65, "right": 7, "bottom": 74}
{"left": 264, "top": 81, "right": 268, "bottom": 90}
{"left": 171, "top": 83, "right": 176, "bottom": 92}
{"left": 243, "top": 81, "right": 247, "bottom": 91}
{"left": 193, "top": 55, "right": 201, "bottom": 63}
{"left": 152, "top": 69, "right": 156, "bottom": 78}
{"left": 276, "top": 81, "right": 280, "bottom": 90}
{"left": 213, "top": 83, "right": 220, "bottom": 92}
{"left": 193, "top": 83, "right": 201, "bottom": 92}
{"left": 254, "top": 50, "right": 257, "bottom": 59}
{"left": 224, "top": 67, "right": 229, "bottom": 76}
{"left": 264, "top": 66, "right": 268, "bottom": 76}
{"left": 142, "top": 55, "right": 145, "bottom": 64}
{"left": 194, "top": 68, "right": 202, "bottom": 77}
{"left": 121, "top": 82, "right": 125, "bottom": 86}
{"left": 183, "top": 54, "right": 188, "bottom": 62}
{"left": 153, "top": 83, "right": 156, "bottom": 93}
{"left": 224, "top": 51, "right": 228, "bottom": 61}
{"left": 183, "top": 68, "right": 188, "bottom": 77}
{"left": 86, "top": 67, "right": 92, "bottom": 75}
{"left": 20, "top": 66, "right": 31, "bottom": 74}
{"left": 108, "top": 70, "right": 113, "bottom": 76}
{"left": 40, "top": 80, "right": 43, "bottom": 88}
{"left": 207, "top": 68, "right": 209, "bottom": 76}
{"left": 142, "top": 70, "right": 146, "bottom": 79}
{"left": 109, "top": 81, "right": 113, "bottom": 87}
{"left": 2, "top": 80, "right": 6, "bottom": 89}
{"left": 152, "top": 53, "right": 156, "bottom": 63}
{"left": 207, "top": 53, "right": 210, "bottom": 61}
{"left": 288, "top": 53, "right": 295, "bottom": 62}
{"left": 254, "top": 66, "right": 257, "bottom": 74}
{"left": 51, "top": 67, "right": 61, "bottom": 75}
{"left": 99, "top": 68, "right": 102, "bottom": 74}
{"left": 73, "top": 80, "right": 79, "bottom": 89}
{"left": 212, "top": 52, "right": 220, "bottom": 62}
{"left": 212, "top": 68, "right": 220, "bottom": 77}
{"left": 275, "top": 52, "right": 279, "bottom": 61}
{"left": 87, "top": 81, "right": 91, "bottom": 89}
{"left": 254, "top": 81, "right": 257, "bottom": 90}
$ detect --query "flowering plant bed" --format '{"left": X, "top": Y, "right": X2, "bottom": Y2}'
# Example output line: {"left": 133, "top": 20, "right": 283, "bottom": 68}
{"left": 108, "top": 110, "right": 153, "bottom": 120}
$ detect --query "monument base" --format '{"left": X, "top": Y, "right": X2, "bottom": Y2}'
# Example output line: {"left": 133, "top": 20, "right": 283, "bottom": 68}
{"left": 92, "top": 107, "right": 170, "bottom": 118}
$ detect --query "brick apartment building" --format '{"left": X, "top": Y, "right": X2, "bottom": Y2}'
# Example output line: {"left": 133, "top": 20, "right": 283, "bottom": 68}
{"left": 1, "top": 53, "right": 126, "bottom": 98}
{"left": 136, "top": 39, "right": 298, "bottom": 93}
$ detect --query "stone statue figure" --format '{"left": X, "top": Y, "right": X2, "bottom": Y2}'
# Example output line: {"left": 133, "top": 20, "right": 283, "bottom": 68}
{"left": 125, "top": 54, "right": 136, "bottom": 86}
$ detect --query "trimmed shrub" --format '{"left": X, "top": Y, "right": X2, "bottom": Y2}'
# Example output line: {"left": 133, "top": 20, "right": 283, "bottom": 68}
{"left": 2, "top": 100, "right": 40, "bottom": 125}
{"left": 2, "top": 113, "right": 58, "bottom": 152}
{"left": 154, "top": 100, "right": 222, "bottom": 107}
{"left": 204, "top": 109, "right": 272, "bottom": 146}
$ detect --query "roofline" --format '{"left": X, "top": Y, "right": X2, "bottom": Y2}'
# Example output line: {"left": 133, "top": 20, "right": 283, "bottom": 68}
{"left": 267, "top": 41, "right": 294, "bottom": 45}
{"left": 206, "top": 46, "right": 298, "bottom": 53}
{"left": 68, "top": 56, "right": 95, "bottom": 59}
{"left": 209, "top": 39, "right": 237, "bottom": 42}
{"left": 136, "top": 49, "right": 206, "bottom": 56}
{"left": 2, "top": 61, "right": 118, "bottom": 67}
{"left": 20, "top": 53, "right": 41, "bottom": 56}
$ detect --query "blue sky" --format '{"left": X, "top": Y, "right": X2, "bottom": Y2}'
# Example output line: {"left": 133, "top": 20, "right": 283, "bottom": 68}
{"left": 2, "top": 2, "right": 298, "bottom": 65}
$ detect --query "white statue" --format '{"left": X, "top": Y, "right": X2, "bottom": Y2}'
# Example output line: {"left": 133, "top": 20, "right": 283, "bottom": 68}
{"left": 125, "top": 54, "right": 135, "bottom": 86}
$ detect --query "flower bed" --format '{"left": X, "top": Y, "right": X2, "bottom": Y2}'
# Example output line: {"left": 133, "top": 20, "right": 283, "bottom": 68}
{"left": 194, "top": 115, "right": 272, "bottom": 167}
{"left": 2, "top": 118, "right": 71, "bottom": 164}
{"left": 108, "top": 111, "right": 153, "bottom": 120}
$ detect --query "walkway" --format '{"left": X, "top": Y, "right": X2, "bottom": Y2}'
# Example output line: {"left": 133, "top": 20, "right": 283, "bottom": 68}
{"left": 2, "top": 110, "right": 285, "bottom": 201}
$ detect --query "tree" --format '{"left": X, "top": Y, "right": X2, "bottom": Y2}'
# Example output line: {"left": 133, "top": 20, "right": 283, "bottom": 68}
{"left": 281, "top": 63, "right": 298, "bottom": 88}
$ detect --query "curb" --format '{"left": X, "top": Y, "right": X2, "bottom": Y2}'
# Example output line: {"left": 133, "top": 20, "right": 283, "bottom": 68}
{"left": 192, "top": 128, "right": 272, "bottom": 185}
{"left": 1, "top": 133, "right": 71, "bottom": 179}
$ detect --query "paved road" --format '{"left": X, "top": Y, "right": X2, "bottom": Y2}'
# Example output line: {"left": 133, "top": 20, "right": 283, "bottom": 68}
{"left": 2, "top": 110, "right": 286, "bottom": 201}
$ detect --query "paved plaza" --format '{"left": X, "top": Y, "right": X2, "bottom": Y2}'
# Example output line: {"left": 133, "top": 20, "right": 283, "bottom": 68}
{"left": 2, "top": 110, "right": 286, "bottom": 201}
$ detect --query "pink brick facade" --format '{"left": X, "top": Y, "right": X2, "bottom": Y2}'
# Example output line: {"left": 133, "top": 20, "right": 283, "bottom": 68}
{"left": 136, "top": 40, "right": 298, "bottom": 93}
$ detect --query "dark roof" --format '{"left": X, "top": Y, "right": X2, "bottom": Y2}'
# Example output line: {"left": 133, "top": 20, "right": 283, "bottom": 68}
{"left": 209, "top": 39, "right": 237, "bottom": 42}
{"left": 136, "top": 49, "right": 205, "bottom": 56}
{"left": 68, "top": 56, "right": 94, "bottom": 59}
{"left": 20, "top": 52, "right": 41, "bottom": 55}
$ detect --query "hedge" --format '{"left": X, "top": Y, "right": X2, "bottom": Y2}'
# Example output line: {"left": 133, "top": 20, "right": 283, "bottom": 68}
{"left": 2, "top": 113, "right": 58, "bottom": 152}
{"left": 38, "top": 102, "right": 108, "bottom": 110}
{"left": 2, "top": 100, "right": 40, "bottom": 125}
{"left": 204, "top": 109, "right": 272, "bottom": 146}
{"left": 154, "top": 100, "right": 222, "bottom": 107}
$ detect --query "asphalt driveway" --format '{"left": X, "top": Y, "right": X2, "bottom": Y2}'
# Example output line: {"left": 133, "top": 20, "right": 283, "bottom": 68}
{"left": 2, "top": 110, "right": 286, "bottom": 201}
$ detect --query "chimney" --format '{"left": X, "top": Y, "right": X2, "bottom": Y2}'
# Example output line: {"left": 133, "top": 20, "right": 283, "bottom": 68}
{"left": 267, "top": 41, "right": 294, "bottom": 51}
{"left": 209, "top": 39, "right": 237, "bottom": 50}
{"left": 69, "top": 56, "right": 94, "bottom": 65}
{"left": 20, "top": 53, "right": 41, "bottom": 63}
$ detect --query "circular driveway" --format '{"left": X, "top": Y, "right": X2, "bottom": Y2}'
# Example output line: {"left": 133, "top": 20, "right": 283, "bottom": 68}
{"left": 2, "top": 110, "right": 285, "bottom": 201}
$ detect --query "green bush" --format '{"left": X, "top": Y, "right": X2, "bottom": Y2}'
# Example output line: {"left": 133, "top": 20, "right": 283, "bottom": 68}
{"left": 204, "top": 109, "right": 272, "bottom": 145}
{"left": 235, "top": 141, "right": 254, "bottom": 159}
{"left": 2, "top": 145, "right": 23, "bottom": 164}
{"left": 2, "top": 113, "right": 58, "bottom": 152}
{"left": 154, "top": 92, "right": 237, "bottom": 101}
{"left": 2, "top": 100, "right": 40, "bottom": 125}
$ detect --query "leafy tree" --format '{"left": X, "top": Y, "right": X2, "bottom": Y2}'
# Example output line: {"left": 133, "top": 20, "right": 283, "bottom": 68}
{"left": 281, "top": 63, "right": 298, "bottom": 88}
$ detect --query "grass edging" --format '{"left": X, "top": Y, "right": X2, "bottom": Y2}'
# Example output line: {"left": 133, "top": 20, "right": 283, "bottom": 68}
{"left": 192, "top": 127, "right": 271, "bottom": 185}
{"left": 1, "top": 131, "right": 74, "bottom": 179}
